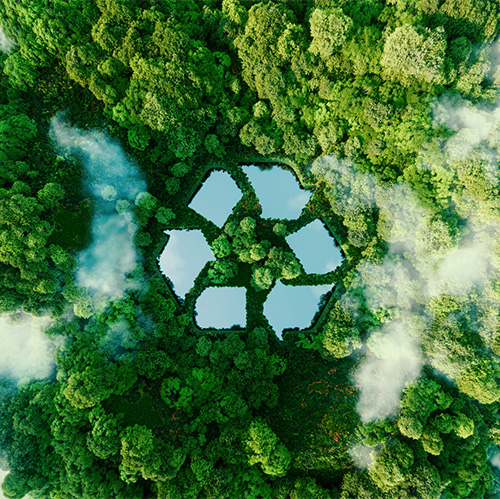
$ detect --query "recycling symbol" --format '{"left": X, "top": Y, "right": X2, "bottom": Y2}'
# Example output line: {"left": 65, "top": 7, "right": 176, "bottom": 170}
{"left": 158, "top": 164, "right": 343, "bottom": 338}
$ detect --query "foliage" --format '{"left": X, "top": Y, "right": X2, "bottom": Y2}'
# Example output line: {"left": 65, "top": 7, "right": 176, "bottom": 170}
{"left": 1, "top": 0, "right": 500, "bottom": 498}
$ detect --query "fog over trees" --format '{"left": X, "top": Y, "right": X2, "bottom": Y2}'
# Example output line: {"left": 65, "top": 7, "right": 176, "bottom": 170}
{"left": 1, "top": 1, "right": 500, "bottom": 498}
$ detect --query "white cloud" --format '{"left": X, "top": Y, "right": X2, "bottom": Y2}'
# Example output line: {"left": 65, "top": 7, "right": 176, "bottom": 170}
{"left": 0, "top": 469, "right": 7, "bottom": 499}
{"left": 355, "top": 321, "right": 423, "bottom": 422}
{"left": 49, "top": 115, "right": 147, "bottom": 308}
{"left": 50, "top": 115, "right": 146, "bottom": 203}
{"left": 311, "top": 125, "right": 500, "bottom": 419}
{"left": 77, "top": 213, "right": 139, "bottom": 300}
{"left": 0, "top": 27, "right": 14, "bottom": 54}
{"left": 0, "top": 313, "right": 59, "bottom": 385}
{"left": 349, "top": 444, "right": 376, "bottom": 469}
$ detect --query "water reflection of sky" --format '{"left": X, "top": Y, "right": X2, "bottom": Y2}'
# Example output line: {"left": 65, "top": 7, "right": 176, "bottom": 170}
{"left": 188, "top": 170, "right": 242, "bottom": 226}
{"left": 195, "top": 287, "right": 246, "bottom": 329}
{"left": 264, "top": 282, "right": 332, "bottom": 338}
{"left": 243, "top": 165, "right": 311, "bottom": 219}
{"left": 287, "top": 220, "right": 342, "bottom": 274}
{"left": 159, "top": 165, "right": 343, "bottom": 337}
{"left": 158, "top": 230, "right": 214, "bottom": 298}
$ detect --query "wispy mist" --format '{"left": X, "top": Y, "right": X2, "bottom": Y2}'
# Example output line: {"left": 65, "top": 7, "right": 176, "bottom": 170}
{"left": 349, "top": 443, "right": 376, "bottom": 469}
{"left": 433, "top": 95, "right": 500, "bottom": 164}
{"left": 489, "top": 450, "right": 500, "bottom": 497}
{"left": 77, "top": 213, "right": 139, "bottom": 299}
{"left": 355, "top": 321, "right": 422, "bottom": 422}
{"left": 50, "top": 115, "right": 147, "bottom": 309}
{"left": 0, "top": 314, "right": 59, "bottom": 385}
{"left": 310, "top": 113, "right": 500, "bottom": 421}
{"left": 0, "top": 469, "right": 8, "bottom": 499}
{"left": 0, "top": 27, "right": 14, "bottom": 54}
{"left": 311, "top": 157, "right": 429, "bottom": 421}
{"left": 100, "top": 319, "right": 139, "bottom": 361}
{"left": 50, "top": 116, "right": 146, "bottom": 202}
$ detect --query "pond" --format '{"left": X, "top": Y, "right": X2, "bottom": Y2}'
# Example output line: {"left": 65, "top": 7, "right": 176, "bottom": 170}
{"left": 159, "top": 164, "right": 343, "bottom": 336}
{"left": 188, "top": 170, "right": 242, "bottom": 226}
{"left": 158, "top": 230, "right": 214, "bottom": 298}
{"left": 286, "top": 220, "right": 343, "bottom": 274}
{"left": 264, "top": 282, "right": 332, "bottom": 339}
{"left": 242, "top": 165, "right": 311, "bottom": 220}
{"left": 195, "top": 287, "right": 246, "bottom": 329}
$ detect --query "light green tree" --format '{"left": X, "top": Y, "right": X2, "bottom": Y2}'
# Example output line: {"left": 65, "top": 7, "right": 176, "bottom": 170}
{"left": 308, "top": 7, "right": 354, "bottom": 59}
{"left": 380, "top": 25, "right": 447, "bottom": 86}
{"left": 245, "top": 420, "right": 291, "bottom": 477}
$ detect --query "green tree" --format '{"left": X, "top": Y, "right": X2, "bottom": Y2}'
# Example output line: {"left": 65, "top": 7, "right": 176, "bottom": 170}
{"left": 1, "top": 471, "right": 31, "bottom": 499}
{"left": 397, "top": 379, "right": 452, "bottom": 440}
{"left": 318, "top": 301, "right": 361, "bottom": 358}
{"left": 308, "top": 7, "right": 354, "bottom": 59}
{"left": 380, "top": 25, "right": 447, "bottom": 87}
{"left": 251, "top": 266, "right": 274, "bottom": 291}
{"left": 0, "top": 113, "right": 37, "bottom": 161}
{"left": 37, "top": 183, "right": 65, "bottom": 209}
{"left": 245, "top": 420, "right": 291, "bottom": 477}
{"left": 155, "top": 206, "right": 176, "bottom": 225}
{"left": 87, "top": 408, "right": 121, "bottom": 460}
{"left": 456, "top": 359, "right": 500, "bottom": 404}
{"left": 208, "top": 259, "right": 238, "bottom": 284}
{"left": 119, "top": 425, "right": 161, "bottom": 483}
{"left": 369, "top": 440, "right": 414, "bottom": 490}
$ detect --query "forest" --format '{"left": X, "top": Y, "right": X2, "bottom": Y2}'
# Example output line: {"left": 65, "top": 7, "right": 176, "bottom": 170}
{"left": 1, "top": 0, "right": 500, "bottom": 498}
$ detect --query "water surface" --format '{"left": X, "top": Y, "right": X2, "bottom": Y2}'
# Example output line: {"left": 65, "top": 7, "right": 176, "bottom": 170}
{"left": 264, "top": 282, "right": 332, "bottom": 338}
{"left": 159, "top": 165, "right": 342, "bottom": 333}
{"left": 243, "top": 165, "right": 311, "bottom": 220}
{"left": 188, "top": 170, "right": 242, "bottom": 226}
{"left": 158, "top": 230, "right": 214, "bottom": 298}
{"left": 286, "top": 220, "right": 342, "bottom": 274}
{"left": 195, "top": 287, "right": 246, "bottom": 329}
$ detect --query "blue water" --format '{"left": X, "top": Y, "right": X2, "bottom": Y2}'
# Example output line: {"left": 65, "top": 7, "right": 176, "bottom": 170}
{"left": 160, "top": 165, "right": 343, "bottom": 335}
{"left": 242, "top": 165, "right": 311, "bottom": 220}
{"left": 158, "top": 230, "right": 214, "bottom": 298}
{"left": 264, "top": 282, "right": 332, "bottom": 338}
{"left": 188, "top": 170, "right": 242, "bottom": 226}
{"left": 195, "top": 287, "right": 246, "bottom": 329}
{"left": 286, "top": 220, "right": 342, "bottom": 274}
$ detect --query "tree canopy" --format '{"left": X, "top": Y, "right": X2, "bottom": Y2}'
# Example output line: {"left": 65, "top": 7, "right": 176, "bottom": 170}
{"left": 1, "top": 0, "right": 500, "bottom": 498}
